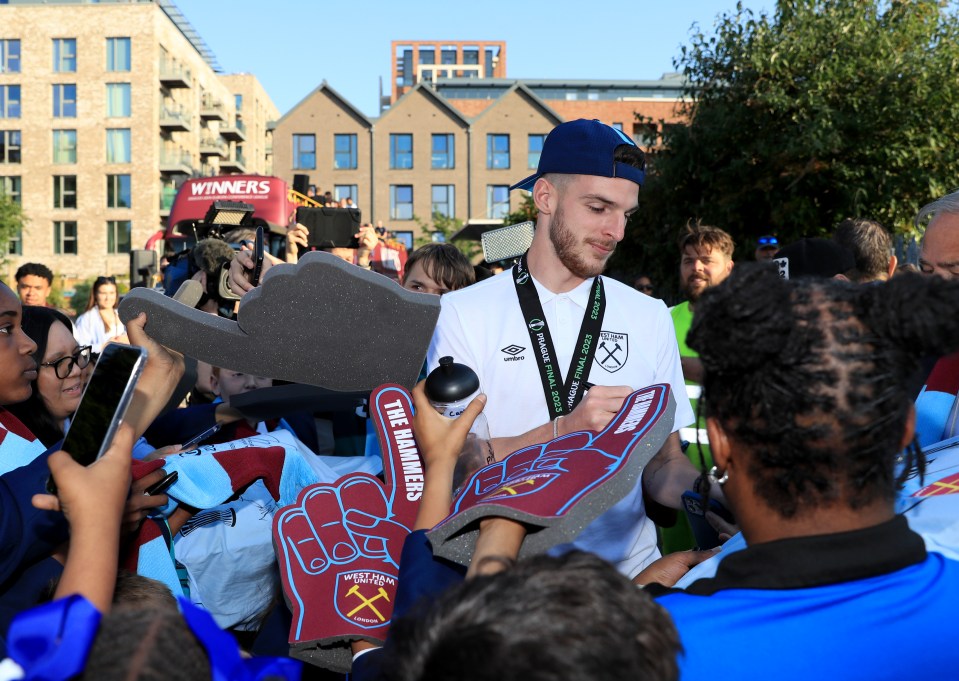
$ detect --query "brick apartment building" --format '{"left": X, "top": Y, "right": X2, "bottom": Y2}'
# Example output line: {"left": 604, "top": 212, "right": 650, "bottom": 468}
{"left": 273, "top": 74, "right": 684, "bottom": 238}
{"left": 0, "top": 0, "right": 277, "bottom": 283}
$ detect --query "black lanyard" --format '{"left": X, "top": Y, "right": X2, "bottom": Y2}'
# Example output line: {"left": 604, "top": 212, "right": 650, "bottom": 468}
{"left": 512, "top": 254, "right": 605, "bottom": 419}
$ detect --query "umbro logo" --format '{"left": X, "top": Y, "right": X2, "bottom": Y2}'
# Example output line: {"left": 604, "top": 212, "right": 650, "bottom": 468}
{"left": 501, "top": 344, "right": 526, "bottom": 362}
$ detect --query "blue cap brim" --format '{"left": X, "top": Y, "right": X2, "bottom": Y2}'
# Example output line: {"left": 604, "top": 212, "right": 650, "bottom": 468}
{"left": 509, "top": 174, "right": 539, "bottom": 192}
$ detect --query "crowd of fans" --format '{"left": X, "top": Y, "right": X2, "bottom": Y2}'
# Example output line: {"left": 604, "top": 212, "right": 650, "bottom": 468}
{"left": 0, "top": 118, "right": 958, "bottom": 680}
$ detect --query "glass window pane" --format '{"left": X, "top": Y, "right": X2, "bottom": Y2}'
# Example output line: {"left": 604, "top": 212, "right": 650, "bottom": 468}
{"left": 1, "top": 85, "right": 20, "bottom": 118}
{"left": 528, "top": 134, "right": 545, "bottom": 170}
{"left": 0, "top": 131, "right": 20, "bottom": 163}
{"left": 487, "top": 185, "right": 510, "bottom": 219}
{"left": 53, "top": 130, "right": 77, "bottom": 164}
{"left": 107, "top": 174, "right": 131, "bottom": 208}
{"left": 390, "top": 185, "right": 413, "bottom": 220}
{"left": 334, "top": 134, "right": 357, "bottom": 169}
{"left": 0, "top": 40, "right": 20, "bottom": 73}
{"left": 106, "top": 83, "right": 131, "bottom": 117}
{"left": 390, "top": 134, "right": 413, "bottom": 169}
{"left": 106, "top": 129, "right": 131, "bottom": 163}
{"left": 293, "top": 134, "right": 316, "bottom": 170}
{"left": 53, "top": 39, "right": 77, "bottom": 73}
{"left": 106, "top": 38, "right": 131, "bottom": 72}
{"left": 431, "top": 133, "right": 454, "bottom": 169}
{"left": 487, "top": 134, "right": 510, "bottom": 169}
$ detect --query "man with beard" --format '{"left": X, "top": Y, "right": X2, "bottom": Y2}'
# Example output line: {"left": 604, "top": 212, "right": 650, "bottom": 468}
{"left": 426, "top": 119, "right": 699, "bottom": 577}
{"left": 661, "top": 222, "right": 734, "bottom": 553}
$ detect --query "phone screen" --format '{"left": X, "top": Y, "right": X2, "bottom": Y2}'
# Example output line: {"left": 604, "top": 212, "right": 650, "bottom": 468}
{"left": 61, "top": 344, "right": 147, "bottom": 467}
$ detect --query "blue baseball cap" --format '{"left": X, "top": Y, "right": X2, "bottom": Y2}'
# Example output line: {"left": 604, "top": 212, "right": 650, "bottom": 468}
{"left": 509, "top": 119, "right": 646, "bottom": 192}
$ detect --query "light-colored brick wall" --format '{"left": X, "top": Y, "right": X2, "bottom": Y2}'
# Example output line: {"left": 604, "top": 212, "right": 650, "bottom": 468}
{"left": 469, "top": 89, "right": 559, "bottom": 220}
{"left": 272, "top": 86, "right": 372, "bottom": 219}
{"left": 0, "top": 2, "right": 276, "bottom": 285}
{"left": 373, "top": 88, "right": 469, "bottom": 230}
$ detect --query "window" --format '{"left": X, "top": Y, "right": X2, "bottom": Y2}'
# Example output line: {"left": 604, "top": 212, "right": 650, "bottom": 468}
{"left": 431, "top": 185, "right": 454, "bottom": 218}
{"left": 234, "top": 94, "right": 243, "bottom": 112}
{"left": 106, "top": 38, "right": 131, "bottom": 72}
{"left": 6, "top": 229, "right": 21, "bottom": 256}
{"left": 53, "top": 175, "right": 77, "bottom": 209}
{"left": 0, "top": 176, "right": 21, "bottom": 204}
{"left": 431, "top": 134, "right": 454, "bottom": 169}
{"left": 53, "top": 38, "right": 76, "bottom": 73}
{"left": 528, "top": 134, "right": 545, "bottom": 170}
{"left": 53, "top": 130, "right": 77, "bottom": 164}
{"left": 107, "top": 174, "right": 130, "bottom": 208}
{"left": 487, "top": 185, "right": 510, "bottom": 219}
{"left": 292, "top": 134, "right": 315, "bottom": 170}
{"left": 54, "top": 220, "right": 78, "bottom": 254}
{"left": 390, "top": 185, "right": 413, "bottom": 220}
{"left": 106, "top": 128, "right": 131, "bottom": 163}
{"left": 107, "top": 220, "right": 132, "bottom": 254}
{"left": 334, "top": 185, "right": 357, "bottom": 202}
{"left": 334, "top": 134, "right": 357, "bottom": 169}
{"left": 53, "top": 84, "right": 77, "bottom": 118}
{"left": 487, "top": 134, "right": 509, "bottom": 169}
{"left": 106, "top": 83, "right": 131, "bottom": 117}
{"left": 0, "top": 40, "right": 20, "bottom": 73}
{"left": 0, "top": 131, "right": 20, "bottom": 163}
{"left": 0, "top": 85, "right": 20, "bottom": 118}
{"left": 390, "top": 134, "right": 413, "bottom": 169}
{"left": 612, "top": 122, "right": 624, "bottom": 132}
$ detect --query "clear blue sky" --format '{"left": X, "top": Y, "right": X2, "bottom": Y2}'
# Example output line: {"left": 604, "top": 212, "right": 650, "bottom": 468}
{"left": 174, "top": 0, "right": 775, "bottom": 118}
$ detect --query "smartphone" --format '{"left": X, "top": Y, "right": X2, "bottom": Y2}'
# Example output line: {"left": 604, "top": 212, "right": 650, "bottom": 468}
{"left": 251, "top": 225, "right": 265, "bottom": 287}
{"left": 48, "top": 344, "right": 147, "bottom": 493}
{"left": 181, "top": 422, "right": 221, "bottom": 450}
{"left": 681, "top": 490, "right": 735, "bottom": 550}
{"left": 145, "top": 470, "right": 178, "bottom": 496}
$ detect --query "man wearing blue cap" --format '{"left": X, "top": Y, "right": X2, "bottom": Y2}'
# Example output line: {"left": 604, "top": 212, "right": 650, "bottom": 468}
{"left": 427, "top": 119, "right": 701, "bottom": 577}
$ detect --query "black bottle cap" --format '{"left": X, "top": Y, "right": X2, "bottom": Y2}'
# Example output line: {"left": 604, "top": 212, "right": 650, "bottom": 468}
{"left": 424, "top": 356, "right": 480, "bottom": 403}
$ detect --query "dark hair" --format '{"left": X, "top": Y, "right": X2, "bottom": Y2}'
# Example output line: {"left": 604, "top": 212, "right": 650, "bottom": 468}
{"left": 614, "top": 143, "right": 647, "bottom": 174}
{"left": 404, "top": 243, "right": 475, "bottom": 292}
{"left": 688, "top": 264, "right": 959, "bottom": 518}
{"left": 382, "top": 551, "right": 680, "bottom": 681}
{"left": 833, "top": 218, "right": 893, "bottom": 282}
{"left": 15, "top": 262, "right": 54, "bottom": 284}
{"left": 7, "top": 306, "right": 75, "bottom": 446}
{"left": 678, "top": 221, "right": 735, "bottom": 258}
{"left": 80, "top": 609, "right": 212, "bottom": 681}
{"left": 85, "top": 276, "right": 119, "bottom": 313}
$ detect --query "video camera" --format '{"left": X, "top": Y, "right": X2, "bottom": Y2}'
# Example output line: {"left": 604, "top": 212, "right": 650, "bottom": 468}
{"left": 162, "top": 201, "right": 258, "bottom": 317}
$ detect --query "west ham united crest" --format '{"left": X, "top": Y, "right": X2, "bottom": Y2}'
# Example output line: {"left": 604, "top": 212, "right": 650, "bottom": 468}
{"left": 334, "top": 570, "right": 398, "bottom": 629}
{"left": 597, "top": 331, "right": 628, "bottom": 373}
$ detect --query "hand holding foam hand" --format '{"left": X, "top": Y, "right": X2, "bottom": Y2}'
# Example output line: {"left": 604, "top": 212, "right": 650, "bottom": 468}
{"left": 428, "top": 385, "right": 676, "bottom": 567}
{"left": 273, "top": 384, "right": 424, "bottom": 673}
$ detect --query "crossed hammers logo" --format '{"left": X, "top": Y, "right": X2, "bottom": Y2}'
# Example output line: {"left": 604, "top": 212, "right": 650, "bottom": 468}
{"left": 345, "top": 584, "right": 391, "bottom": 622}
{"left": 599, "top": 340, "right": 623, "bottom": 366}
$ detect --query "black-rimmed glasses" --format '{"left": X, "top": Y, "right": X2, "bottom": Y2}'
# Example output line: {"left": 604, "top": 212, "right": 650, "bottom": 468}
{"left": 40, "top": 345, "right": 93, "bottom": 379}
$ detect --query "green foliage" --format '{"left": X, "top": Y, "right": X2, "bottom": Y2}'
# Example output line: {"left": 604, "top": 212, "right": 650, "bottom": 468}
{"left": 71, "top": 279, "right": 93, "bottom": 316}
{"left": 0, "top": 191, "right": 26, "bottom": 265}
{"left": 413, "top": 212, "right": 482, "bottom": 259}
{"left": 505, "top": 193, "right": 538, "bottom": 226}
{"left": 617, "top": 0, "right": 959, "bottom": 296}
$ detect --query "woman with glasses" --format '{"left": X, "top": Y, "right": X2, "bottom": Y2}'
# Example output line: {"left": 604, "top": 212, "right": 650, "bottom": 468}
{"left": 74, "top": 276, "right": 126, "bottom": 353}
{"left": 7, "top": 306, "right": 92, "bottom": 447}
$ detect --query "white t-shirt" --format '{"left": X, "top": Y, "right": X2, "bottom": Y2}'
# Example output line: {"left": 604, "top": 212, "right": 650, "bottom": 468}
{"left": 427, "top": 269, "right": 694, "bottom": 576}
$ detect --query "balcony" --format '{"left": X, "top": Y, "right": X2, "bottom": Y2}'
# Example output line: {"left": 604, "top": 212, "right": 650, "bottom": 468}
{"left": 220, "top": 152, "right": 247, "bottom": 174}
{"left": 200, "top": 96, "right": 226, "bottom": 121}
{"left": 159, "top": 61, "right": 192, "bottom": 88}
{"left": 159, "top": 106, "right": 192, "bottom": 132}
{"left": 220, "top": 118, "right": 246, "bottom": 142}
{"left": 159, "top": 149, "right": 192, "bottom": 175}
{"left": 199, "top": 136, "right": 227, "bottom": 158}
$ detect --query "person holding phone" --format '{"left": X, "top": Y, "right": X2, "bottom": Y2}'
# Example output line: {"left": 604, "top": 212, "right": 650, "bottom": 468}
{"left": 74, "top": 276, "right": 126, "bottom": 353}
{"left": 0, "top": 280, "right": 184, "bottom": 651}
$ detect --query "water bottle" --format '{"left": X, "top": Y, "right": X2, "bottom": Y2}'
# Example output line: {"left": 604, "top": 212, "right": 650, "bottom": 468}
{"left": 425, "top": 356, "right": 494, "bottom": 492}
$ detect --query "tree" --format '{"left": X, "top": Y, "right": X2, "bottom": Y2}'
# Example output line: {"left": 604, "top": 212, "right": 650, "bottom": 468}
{"left": 505, "top": 192, "right": 538, "bottom": 226}
{"left": 413, "top": 212, "right": 482, "bottom": 260}
{"left": 616, "top": 0, "right": 959, "bottom": 294}
{"left": 0, "top": 191, "right": 25, "bottom": 265}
